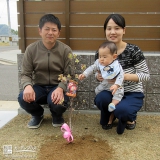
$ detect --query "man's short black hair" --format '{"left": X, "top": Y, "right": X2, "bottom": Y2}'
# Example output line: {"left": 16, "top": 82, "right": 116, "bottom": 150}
{"left": 39, "top": 14, "right": 61, "bottom": 30}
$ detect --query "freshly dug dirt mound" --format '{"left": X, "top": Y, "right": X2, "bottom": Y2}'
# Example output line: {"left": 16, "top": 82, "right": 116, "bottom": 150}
{"left": 38, "top": 135, "right": 113, "bottom": 160}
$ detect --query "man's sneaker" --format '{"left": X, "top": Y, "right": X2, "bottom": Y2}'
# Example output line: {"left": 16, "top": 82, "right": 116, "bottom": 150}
{"left": 52, "top": 117, "right": 64, "bottom": 127}
{"left": 27, "top": 115, "right": 43, "bottom": 129}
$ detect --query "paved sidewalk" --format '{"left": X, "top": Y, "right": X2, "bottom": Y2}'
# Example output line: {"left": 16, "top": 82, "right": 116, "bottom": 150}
{"left": 0, "top": 49, "right": 21, "bottom": 64}
{"left": 0, "top": 101, "right": 19, "bottom": 128}
{"left": 0, "top": 48, "right": 21, "bottom": 128}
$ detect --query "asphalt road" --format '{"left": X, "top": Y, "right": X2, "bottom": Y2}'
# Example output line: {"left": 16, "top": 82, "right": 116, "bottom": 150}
{"left": 0, "top": 46, "right": 19, "bottom": 52}
{"left": 0, "top": 63, "right": 19, "bottom": 101}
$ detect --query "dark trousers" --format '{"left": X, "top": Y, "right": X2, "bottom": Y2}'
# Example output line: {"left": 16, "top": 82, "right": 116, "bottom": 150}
{"left": 94, "top": 91, "right": 144, "bottom": 132}
{"left": 18, "top": 85, "right": 69, "bottom": 118}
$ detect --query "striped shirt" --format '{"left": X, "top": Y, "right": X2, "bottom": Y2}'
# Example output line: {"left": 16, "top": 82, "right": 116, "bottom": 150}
{"left": 117, "top": 43, "right": 150, "bottom": 93}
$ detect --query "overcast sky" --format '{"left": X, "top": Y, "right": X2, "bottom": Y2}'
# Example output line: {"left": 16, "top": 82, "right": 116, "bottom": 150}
{"left": 0, "top": 0, "right": 18, "bottom": 30}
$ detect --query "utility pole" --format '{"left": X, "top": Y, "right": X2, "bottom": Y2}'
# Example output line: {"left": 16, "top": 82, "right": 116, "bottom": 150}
{"left": 6, "top": 0, "right": 12, "bottom": 45}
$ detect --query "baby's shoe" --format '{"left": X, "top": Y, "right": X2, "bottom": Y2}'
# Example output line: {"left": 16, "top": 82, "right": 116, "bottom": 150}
{"left": 108, "top": 103, "right": 116, "bottom": 112}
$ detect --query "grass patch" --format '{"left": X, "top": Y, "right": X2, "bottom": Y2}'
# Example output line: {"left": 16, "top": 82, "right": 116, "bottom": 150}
{"left": 0, "top": 42, "right": 9, "bottom": 46}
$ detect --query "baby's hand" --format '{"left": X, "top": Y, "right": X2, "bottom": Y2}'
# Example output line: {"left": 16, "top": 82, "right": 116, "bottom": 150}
{"left": 78, "top": 74, "right": 85, "bottom": 80}
{"left": 110, "top": 84, "right": 119, "bottom": 95}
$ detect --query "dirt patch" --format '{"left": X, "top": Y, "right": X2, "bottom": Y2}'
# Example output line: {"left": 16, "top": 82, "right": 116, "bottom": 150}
{"left": 38, "top": 135, "right": 113, "bottom": 160}
{"left": 0, "top": 114, "right": 160, "bottom": 160}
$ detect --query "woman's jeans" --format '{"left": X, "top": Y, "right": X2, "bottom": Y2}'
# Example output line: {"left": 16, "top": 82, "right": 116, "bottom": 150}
{"left": 94, "top": 90, "right": 144, "bottom": 133}
{"left": 18, "top": 85, "right": 69, "bottom": 118}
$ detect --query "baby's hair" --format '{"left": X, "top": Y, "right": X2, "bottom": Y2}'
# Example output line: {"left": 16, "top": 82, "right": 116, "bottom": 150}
{"left": 99, "top": 41, "right": 117, "bottom": 55}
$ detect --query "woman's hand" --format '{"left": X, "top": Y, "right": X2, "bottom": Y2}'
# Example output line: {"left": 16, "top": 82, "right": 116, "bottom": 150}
{"left": 96, "top": 72, "right": 103, "bottom": 81}
{"left": 97, "top": 71, "right": 116, "bottom": 83}
{"left": 124, "top": 73, "right": 139, "bottom": 82}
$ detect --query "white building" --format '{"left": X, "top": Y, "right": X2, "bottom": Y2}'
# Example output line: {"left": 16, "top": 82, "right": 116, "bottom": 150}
{"left": 0, "top": 36, "right": 9, "bottom": 43}
{"left": 0, "top": 35, "right": 18, "bottom": 46}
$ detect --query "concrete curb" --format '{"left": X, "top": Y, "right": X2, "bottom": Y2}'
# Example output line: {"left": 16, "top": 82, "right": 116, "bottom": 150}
{"left": 0, "top": 58, "right": 17, "bottom": 64}
{"left": 18, "top": 108, "right": 101, "bottom": 115}
{"left": 0, "top": 100, "right": 159, "bottom": 116}
{"left": 0, "top": 101, "right": 19, "bottom": 111}
{"left": 18, "top": 107, "right": 160, "bottom": 116}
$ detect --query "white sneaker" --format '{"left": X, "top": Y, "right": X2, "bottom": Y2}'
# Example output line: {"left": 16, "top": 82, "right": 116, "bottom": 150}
{"left": 108, "top": 103, "right": 116, "bottom": 112}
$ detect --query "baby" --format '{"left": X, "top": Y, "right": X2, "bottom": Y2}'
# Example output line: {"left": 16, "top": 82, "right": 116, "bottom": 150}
{"left": 79, "top": 41, "right": 124, "bottom": 123}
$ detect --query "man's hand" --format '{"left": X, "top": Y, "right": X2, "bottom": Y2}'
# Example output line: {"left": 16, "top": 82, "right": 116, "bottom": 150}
{"left": 23, "top": 85, "right": 35, "bottom": 103}
{"left": 110, "top": 84, "right": 119, "bottom": 95}
{"left": 51, "top": 87, "right": 64, "bottom": 104}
